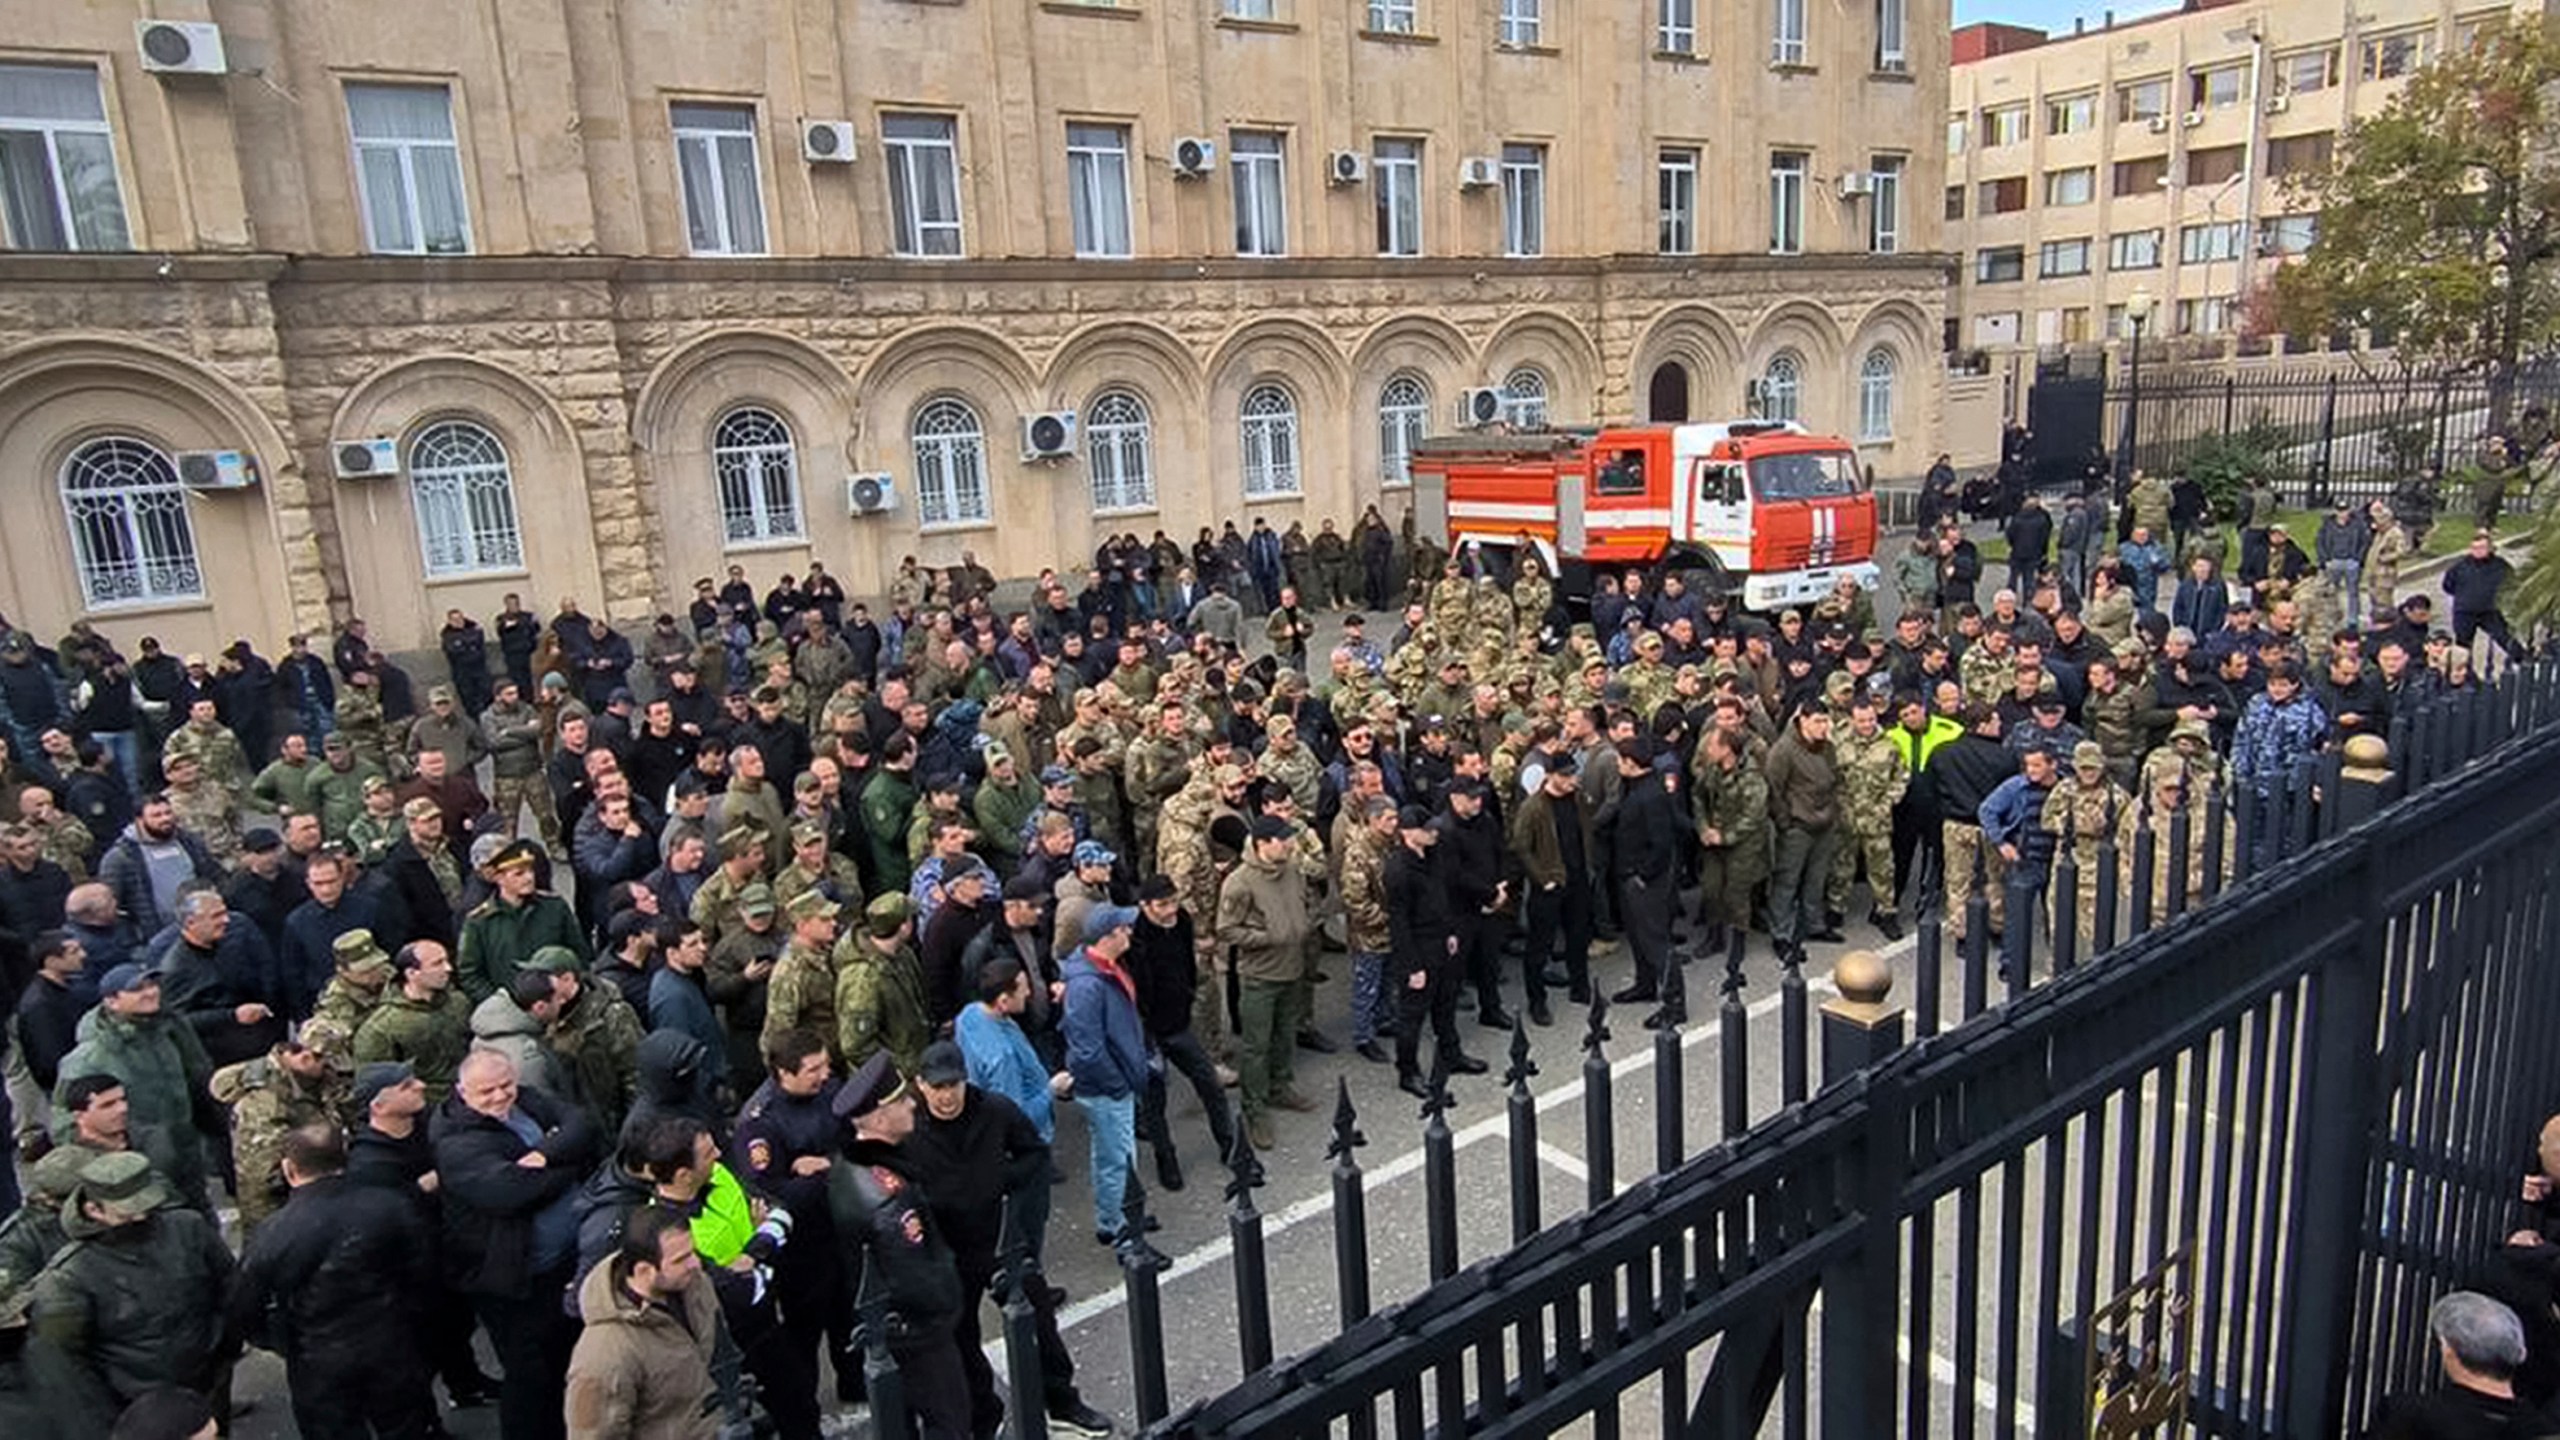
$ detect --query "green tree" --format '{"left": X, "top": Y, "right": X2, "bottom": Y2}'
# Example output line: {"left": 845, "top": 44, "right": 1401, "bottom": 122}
{"left": 2269, "top": 24, "right": 2560, "bottom": 433}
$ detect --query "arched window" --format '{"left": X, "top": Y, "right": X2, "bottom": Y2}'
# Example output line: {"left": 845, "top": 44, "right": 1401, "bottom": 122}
{"left": 408, "top": 420, "right": 524, "bottom": 576}
{"left": 1757, "top": 352, "right": 1803, "bottom": 424}
{"left": 1500, "top": 366, "right": 1550, "bottom": 429}
{"left": 1378, "top": 373, "right": 1430, "bottom": 489}
{"left": 58, "top": 436, "right": 202, "bottom": 608}
{"left": 1085, "top": 390, "right": 1154, "bottom": 512}
{"left": 1858, "top": 348, "right": 1897, "bottom": 442}
{"left": 1239, "top": 382, "right": 1300, "bottom": 497}
{"left": 713, "top": 406, "right": 802, "bottom": 543}
{"left": 911, "top": 397, "right": 990, "bottom": 527}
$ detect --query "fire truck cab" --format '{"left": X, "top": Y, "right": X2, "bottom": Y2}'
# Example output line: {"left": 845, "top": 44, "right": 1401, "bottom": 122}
{"left": 1409, "top": 419, "right": 1879, "bottom": 612}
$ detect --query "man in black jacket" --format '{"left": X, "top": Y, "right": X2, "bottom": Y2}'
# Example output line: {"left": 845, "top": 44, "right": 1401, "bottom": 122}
{"left": 1438, "top": 778, "right": 1514, "bottom": 1029}
{"left": 1923, "top": 705, "right": 2019, "bottom": 942}
{"left": 231, "top": 1122, "right": 438, "bottom": 1440}
{"left": 907, "top": 1042, "right": 1113, "bottom": 1438}
{"left": 346, "top": 1061, "right": 498, "bottom": 1410}
{"left": 1130, "top": 875, "right": 1235, "bottom": 1184}
{"left": 1609, "top": 738, "right": 1686, "bottom": 1008}
{"left": 1384, "top": 805, "right": 1484, "bottom": 1100}
{"left": 827, "top": 1054, "right": 971, "bottom": 1440}
{"left": 431, "top": 1048, "right": 598, "bottom": 1440}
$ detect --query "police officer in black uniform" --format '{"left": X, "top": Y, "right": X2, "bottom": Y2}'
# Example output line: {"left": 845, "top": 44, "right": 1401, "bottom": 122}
{"left": 1384, "top": 804, "right": 1488, "bottom": 1100}
{"left": 730, "top": 1026, "right": 859, "bottom": 1403}
{"left": 827, "top": 1053, "right": 972, "bottom": 1440}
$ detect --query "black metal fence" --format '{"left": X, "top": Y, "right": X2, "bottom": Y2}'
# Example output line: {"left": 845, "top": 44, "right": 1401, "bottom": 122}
{"left": 2110, "top": 356, "right": 2560, "bottom": 507}
{"left": 855, "top": 652, "right": 2560, "bottom": 1440}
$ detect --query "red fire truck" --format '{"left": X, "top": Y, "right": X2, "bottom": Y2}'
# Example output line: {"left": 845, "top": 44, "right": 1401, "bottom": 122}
{"left": 1407, "top": 420, "right": 1880, "bottom": 612}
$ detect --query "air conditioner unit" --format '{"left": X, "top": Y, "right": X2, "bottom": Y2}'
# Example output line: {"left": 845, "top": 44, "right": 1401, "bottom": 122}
{"left": 1458, "top": 387, "right": 1504, "bottom": 427}
{"left": 802, "top": 121, "right": 857, "bottom": 164}
{"left": 332, "top": 438, "right": 399, "bottom": 480}
{"left": 1458, "top": 156, "right": 1501, "bottom": 189}
{"left": 1020, "top": 411, "right": 1078, "bottom": 460}
{"left": 845, "top": 473, "right": 898, "bottom": 516}
{"left": 1328, "top": 150, "right": 1367, "bottom": 186}
{"left": 2182, "top": 111, "right": 2206, "bottom": 128}
{"left": 1837, "top": 170, "right": 1876, "bottom": 198}
{"left": 137, "top": 20, "right": 226, "bottom": 75}
{"left": 2264, "top": 94, "right": 2291, "bottom": 115}
{"left": 1171, "top": 137, "right": 1217, "bottom": 178}
{"left": 2146, "top": 115, "right": 2172, "bottom": 134}
{"left": 176, "top": 449, "right": 256, "bottom": 491}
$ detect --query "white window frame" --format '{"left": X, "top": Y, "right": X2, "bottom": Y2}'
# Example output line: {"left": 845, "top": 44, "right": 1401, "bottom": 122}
{"left": 671, "top": 102, "right": 767, "bottom": 257}
{"left": 1658, "top": 147, "right": 1699, "bottom": 254}
{"left": 345, "top": 82, "right": 473, "bottom": 256}
{"left": 1224, "top": 0, "right": 1280, "bottom": 17}
{"left": 1758, "top": 353, "right": 1803, "bottom": 424}
{"left": 1946, "top": 117, "right": 1968, "bottom": 154}
{"left": 2180, "top": 220, "right": 2243, "bottom": 264}
{"left": 1368, "top": 0, "right": 1418, "bottom": 34}
{"left": 911, "top": 396, "right": 992, "bottom": 528}
{"left": 1857, "top": 349, "right": 1896, "bottom": 443}
{"left": 0, "top": 63, "right": 130, "bottom": 253}
{"left": 1085, "top": 389, "right": 1155, "bottom": 513}
{"left": 1768, "top": 151, "right": 1807, "bottom": 256}
{"left": 2176, "top": 295, "right": 2234, "bottom": 335}
{"left": 408, "top": 420, "right": 524, "bottom": 577}
{"left": 2261, "top": 214, "right": 2319, "bottom": 257}
{"left": 1240, "top": 383, "right": 1302, "bottom": 498}
{"left": 2045, "top": 167, "right": 2095, "bottom": 207}
{"left": 1500, "top": 0, "right": 1544, "bottom": 47}
{"left": 1659, "top": 0, "right": 1698, "bottom": 54}
{"left": 1379, "top": 373, "right": 1429, "bottom": 488}
{"left": 1875, "top": 0, "right": 1907, "bottom": 70}
{"left": 2039, "top": 237, "right": 2093, "bottom": 277}
{"left": 1772, "top": 0, "right": 1808, "bottom": 64}
{"left": 2190, "top": 64, "right": 2249, "bottom": 110}
{"left": 2115, "top": 78, "right": 2169, "bottom": 123}
{"left": 1868, "top": 156, "right": 1903, "bottom": 254}
{"left": 1501, "top": 367, "right": 1550, "bottom": 429}
{"left": 1983, "top": 104, "right": 2029, "bottom": 147}
{"left": 1230, "top": 129, "right": 1288, "bottom": 258}
{"left": 2275, "top": 48, "right": 2337, "bottom": 95}
{"left": 1975, "top": 245, "right": 2025, "bottom": 283}
{"left": 1066, "top": 122, "right": 1133, "bottom": 259}
{"left": 2361, "top": 29, "right": 2434, "bottom": 81}
{"left": 2109, "top": 228, "right": 2162, "bottom": 269}
{"left": 882, "top": 112, "right": 964, "bottom": 258}
{"left": 58, "top": 436, "right": 201, "bottom": 608}
{"left": 2046, "top": 92, "right": 2098, "bottom": 135}
{"left": 712, "top": 406, "right": 803, "bottom": 545}
{"left": 1501, "top": 143, "right": 1545, "bottom": 258}
{"left": 1373, "top": 137, "right": 1423, "bottom": 257}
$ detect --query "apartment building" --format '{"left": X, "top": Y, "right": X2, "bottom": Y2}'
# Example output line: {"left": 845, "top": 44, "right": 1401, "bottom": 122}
{"left": 0, "top": 0, "right": 1948, "bottom": 652}
{"left": 1947, "top": 0, "right": 2532, "bottom": 356}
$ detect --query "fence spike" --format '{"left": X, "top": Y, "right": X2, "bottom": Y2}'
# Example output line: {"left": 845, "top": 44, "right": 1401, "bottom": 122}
{"left": 1584, "top": 991, "right": 1613, "bottom": 1058}
{"left": 1505, "top": 1013, "right": 1539, "bottom": 1089}
{"left": 1327, "top": 1075, "right": 1367, "bottom": 1165}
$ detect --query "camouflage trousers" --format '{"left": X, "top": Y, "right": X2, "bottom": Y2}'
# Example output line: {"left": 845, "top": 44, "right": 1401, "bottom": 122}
{"left": 1193, "top": 939, "right": 1234, "bottom": 1064}
{"left": 488, "top": 774, "right": 561, "bottom": 851}
{"left": 2050, "top": 846, "right": 2107, "bottom": 955}
{"left": 1940, "top": 821, "right": 2007, "bottom": 941}
{"left": 1826, "top": 818, "right": 1898, "bottom": 916}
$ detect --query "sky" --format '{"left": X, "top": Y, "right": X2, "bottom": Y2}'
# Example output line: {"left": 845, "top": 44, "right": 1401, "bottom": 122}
{"left": 1952, "top": 0, "right": 2181, "bottom": 31}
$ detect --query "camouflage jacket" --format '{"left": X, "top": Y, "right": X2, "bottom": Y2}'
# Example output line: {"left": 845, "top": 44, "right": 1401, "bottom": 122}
{"left": 834, "top": 938, "right": 931, "bottom": 1076}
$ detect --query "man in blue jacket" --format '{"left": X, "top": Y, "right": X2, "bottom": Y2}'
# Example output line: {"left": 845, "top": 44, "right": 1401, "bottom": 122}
{"left": 1061, "top": 902, "right": 1150, "bottom": 1247}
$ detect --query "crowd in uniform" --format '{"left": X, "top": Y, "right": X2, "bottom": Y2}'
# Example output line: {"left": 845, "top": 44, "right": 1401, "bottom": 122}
{"left": 0, "top": 474, "right": 2527, "bottom": 1439}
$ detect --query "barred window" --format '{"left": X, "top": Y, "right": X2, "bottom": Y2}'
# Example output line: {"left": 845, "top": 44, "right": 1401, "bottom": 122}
{"left": 1758, "top": 352, "right": 1803, "bottom": 424}
{"left": 911, "top": 397, "right": 990, "bottom": 527}
{"left": 1379, "top": 374, "right": 1429, "bottom": 488}
{"left": 408, "top": 421, "right": 523, "bottom": 576}
{"left": 1239, "top": 383, "right": 1301, "bottom": 498}
{"left": 1501, "top": 366, "right": 1550, "bottom": 429}
{"left": 59, "top": 436, "right": 201, "bottom": 607}
{"left": 1086, "top": 389, "right": 1155, "bottom": 512}
{"left": 712, "top": 406, "right": 802, "bottom": 543}
{"left": 1858, "top": 349, "right": 1896, "bottom": 442}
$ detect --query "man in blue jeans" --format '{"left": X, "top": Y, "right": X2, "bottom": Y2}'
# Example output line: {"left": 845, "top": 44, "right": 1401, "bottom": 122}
{"left": 1061, "top": 901, "right": 1150, "bottom": 1246}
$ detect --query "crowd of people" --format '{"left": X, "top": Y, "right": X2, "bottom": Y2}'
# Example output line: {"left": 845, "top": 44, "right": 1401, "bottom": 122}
{"left": 0, "top": 470, "right": 2534, "bottom": 1439}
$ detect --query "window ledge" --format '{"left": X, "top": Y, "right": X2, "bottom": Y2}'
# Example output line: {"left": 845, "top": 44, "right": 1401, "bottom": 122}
{"left": 1869, "top": 67, "right": 1916, "bottom": 84}
{"left": 1244, "top": 491, "right": 1304, "bottom": 505}
{"left": 722, "top": 538, "right": 812, "bottom": 555}
{"left": 79, "top": 597, "right": 212, "bottom": 620}
{"left": 1216, "top": 16, "right": 1300, "bottom": 35}
{"left": 1041, "top": 1, "right": 1143, "bottom": 16}
{"left": 1769, "top": 62, "right": 1821, "bottom": 76}
{"left": 1497, "top": 42, "right": 1563, "bottom": 58}
{"left": 918, "top": 520, "right": 998, "bottom": 537}
{"left": 425, "top": 568, "right": 533, "bottom": 586}
{"left": 1653, "top": 49, "right": 1708, "bottom": 65}
{"left": 1359, "top": 27, "right": 1438, "bottom": 45}
{"left": 1093, "top": 504, "right": 1162, "bottom": 519}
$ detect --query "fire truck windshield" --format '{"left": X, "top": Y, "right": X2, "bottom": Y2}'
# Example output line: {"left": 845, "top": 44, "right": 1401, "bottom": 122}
{"left": 1749, "top": 450, "right": 1862, "bottom": 502}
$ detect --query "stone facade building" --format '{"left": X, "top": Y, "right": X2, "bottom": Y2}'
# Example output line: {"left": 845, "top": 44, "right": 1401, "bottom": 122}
{"left": 1, "top": 0, "right": 1951, "bottom": 652}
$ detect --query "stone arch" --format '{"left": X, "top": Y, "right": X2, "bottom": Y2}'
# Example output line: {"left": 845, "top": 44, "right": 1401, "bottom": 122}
{"left": 328, "top": 353, "right": 600, "bottom": 645}
{"left": 1347, "top": 314, "right": 1475, "bottom": 504}
{"left": 1044, "top": 320, "right": 1205, "bottom": 412}
{"left": 1743, "top": 301, "right": 1850, "bottom": 430}
{"left": 850, "top": 324, "right": 1043, "bottom": 587}
{"left": 857, "top": 323, "right": 1043, "bottom": 425}
{"left": 1202, "top": 317, "right": 1350, "bottom": 529}
{"left": 626, "top": 331, "right": 857, "bottom": 589}
{"left": 1204, "top": 316, "right": 1347, "bottom": 408}
{"left": 1481, "top": 309, "right": 1603, "bottom": 424}
{"left": 0, "top": 335, "right": 301, "bottom": 651}
{"left": 1631, "top": 305, "right": 1747, "bottom": 423}
{"left": 1845, "top": 299, "right": 1939, "bottom": 462}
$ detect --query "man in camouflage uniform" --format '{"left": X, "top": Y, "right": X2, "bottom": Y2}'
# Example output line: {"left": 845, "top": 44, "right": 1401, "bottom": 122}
{"left": 305, "top": 732, "right": 384, "bottom": 845}
{"left": 1123, "top": 704, "right": 1196, "bottom": 877}
{"left": 351, "top": 938, "right": 472, "bottom": 1101}
{"left": 2043, "top": 741, "right": 2133, "bottom": 956}
{"left": 1826, "top": 695, "right": 1909, "bottom": 937}
{"left": 772, "top": 819, "right": 863, "bottom": 913}
{"left": 704, "top": 882, "right": 782, "bottom": 1088}
{"left": 2140, "top": 716, "right": 2230, "bottom": 809}
{"left": 526, "top": 945, "right": 644, "bottom": 1137}
{"left": 312, "top": 929, "right": 398, "bottom": 1034}
{"left": 1692, "top": 726, "right": 1771, "bottom": 960}
{"left": 1960, "top": 627, "right": 2016, "bottom": 709}
{"left": 1258, "top": 714, "right": 1322, "bottom": 815}
{"left": 161, "top": 752, "right": 243, "bottom": 867}
{"left": 835, "top": 891, "right": 931, "bottom": 1077}
{"left": 688, "top": 825, "right": 769, "bottom": 952}
{"left": 1157, "top": 763, "right": 1240, "bottom": 1061}
{"left": 1427, "top": 560, "right": 1472, "bottom": 640}
{"left": 1623, "top": 632, "right": 1678, "bottom": 721}
{"left": 210, "top": 1019, "right": 354, "bottom": 1235}
{"left": 479, "top": 678, "right": 555, "bottom": 850}
{"left": 162, "top": 698, "right": 251, "bottom": 802}
{"left": 20, "top": 787, "right": 95, "bottom": 878}
{"left": 1310, "top": 519, "right": 1352, "bottom": 609}
{"left": 333, "top": 669, "right": 390, "bottom": 769}
{"left": 1067, "top": 735, "right": 1128, "bottom": 859}
{"left": 2078, "top": 649, "right": 2148, "bottom": 788}
{"left": 763, "top": 888, "right": 844, "bottom": 1061}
